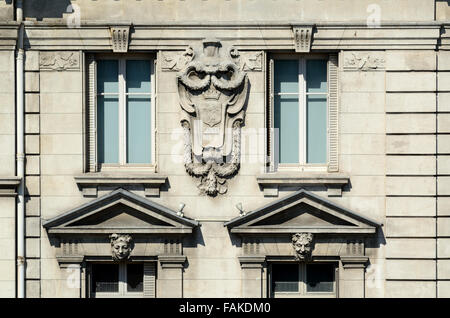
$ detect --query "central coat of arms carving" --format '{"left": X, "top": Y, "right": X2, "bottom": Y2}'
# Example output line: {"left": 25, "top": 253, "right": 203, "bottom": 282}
{"left": 177, "top": 39, "right": 249, "bottom": 196}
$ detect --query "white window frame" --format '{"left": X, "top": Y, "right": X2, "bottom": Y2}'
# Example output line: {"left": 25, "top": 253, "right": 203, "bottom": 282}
{"left": 270, "top": 262, "right": 337, "bottom": 299}
{"left": 90, "top": 262, "right": 144, "bottom": 298}
{"left": 268, "top": 53, "right": 338, "bottom": 173}
{"left": 87, "top": 53, "right": 157, "bottom": 172}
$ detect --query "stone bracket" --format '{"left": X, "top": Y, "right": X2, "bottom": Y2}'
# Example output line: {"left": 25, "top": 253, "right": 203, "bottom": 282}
{"left": 56, "top": 255, "right": 84, "bottom": 268}
{"left": 158, "top": 255, "right": 186, "bottom": 269}
{"left": 74, "top": 174, "right": 168, "bottom": 197}
{"left": 256, "top": 173, "right": 350, "bottom": 197}
{"left": 110, "top": 25, "right": 131, "bottom": 53}
{"left": 340, "top": 256, "right": 369, "bottom": 269}
{"left": 293, "top": 26, "right": 314, "bottom": 53}
{"left": 0, "top": 177, "right": 21, "bottom": 197}
{"left": 238, "top": 255, "right": 266, "bottom": 269}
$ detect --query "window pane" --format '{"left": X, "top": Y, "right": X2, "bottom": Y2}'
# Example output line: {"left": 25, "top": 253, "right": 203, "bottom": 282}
{"left": 306, "top": 264, "right": 335, "bottom": 293}
{"left": 98, "top": 96, "right": 119, "bottom": 163}
{"left": 306, "top": 95, "right": 327, "bottom": 164}
{"left": 274, "top": 95, "right": 299, "bottom": 164}
{"left": 97, "top": 60, "right": 119, "bottom": 94}
{"left": 97, "top": 60, "right": 119, "bottom": 164}
{"left": 272, "top": 263, "right": 299, "bottom": 292}
{"left": 126, "top": 60, "right": 151, "bottom": 164}
{"left": 92, "top": 264, "right": 119, "bottom": 293}
{"left": 274, "top": 60, "right": 299, "bottom": 94}
{"left": 127, "top": 263, "right": 144, "bottom": 292}
{"left": 306, "top": 60, "right": 327, "bottom": 93}
{"left": 127, "top": 96, "right": 151, "bottom": 163}
{"left": 126, "top": 60, "right": 151, "bottom": 94}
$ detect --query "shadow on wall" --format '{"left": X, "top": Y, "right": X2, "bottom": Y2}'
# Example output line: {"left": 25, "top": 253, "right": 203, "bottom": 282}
{"left": 24, "top": 0, "right": 72, "bottom": 20}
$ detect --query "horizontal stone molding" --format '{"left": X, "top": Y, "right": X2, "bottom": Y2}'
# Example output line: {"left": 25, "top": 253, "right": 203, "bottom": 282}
{"left": 20, "top": 23, "right": 443, "bottom": 51}
{"left": 0, "top": 24, "right": 20, "bottom": 49}
{"left": 256, "top": 173, "right": 350, "bottom": 197}
{"left": 0, "top": 176, "right": 21, "bottom": 197}
{"left": 74, "top": 173, "right": 168, "bottom": 197}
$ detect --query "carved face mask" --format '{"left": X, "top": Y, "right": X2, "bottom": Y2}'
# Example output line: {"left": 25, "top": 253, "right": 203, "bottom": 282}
{"left": 110, "top": 234, "right": 133, "bottom": 261}
{"left": 292, "top": 233, "right": 314, "bottom": 260}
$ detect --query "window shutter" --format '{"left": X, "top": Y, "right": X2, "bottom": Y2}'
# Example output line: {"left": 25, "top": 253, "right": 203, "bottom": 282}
{"left": 327, "top": 53, "right": 339, "bottom": 172}
{"left": 267, "top": 57, "right": 275, "bottom": 172}
{"left": 87, "top": 55, "right": 97, "bottom": 172}
{"left": 143, "top": 262, "right": 156, "bottom": 298}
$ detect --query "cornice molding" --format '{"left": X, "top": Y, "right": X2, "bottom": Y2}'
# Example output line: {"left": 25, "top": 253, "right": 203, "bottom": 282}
{"left": 18, "top": 23, "right": 443, "bottom": 51}
{"left": 256, "top": 173, "right": 350, "bottom": 197}
{"left": 0, "top": 177, "right": 21, "bottom": 197}
{"left": 74, "top": 174, "right": 168, "bottom": 197}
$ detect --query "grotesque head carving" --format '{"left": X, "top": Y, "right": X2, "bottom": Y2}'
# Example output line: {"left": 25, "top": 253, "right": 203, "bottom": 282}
{"left": 177, "top": 39, "right": 249, "bottom": 197}
{"left": 292, "top": 233, "right": 314, "bottom": 261}
{"left": 110, "top": 234, "right": 133, "bottom": 261}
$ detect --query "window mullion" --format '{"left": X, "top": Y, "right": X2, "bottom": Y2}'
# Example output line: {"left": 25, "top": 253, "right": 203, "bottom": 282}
{"left": 119, "top": 59, "right": 126, "bottom": 165}
{"left": 299, "top": 58, "right": 306, "bottom": 166}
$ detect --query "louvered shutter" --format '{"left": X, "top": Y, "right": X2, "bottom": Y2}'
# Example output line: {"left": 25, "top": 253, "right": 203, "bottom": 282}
{"left": 143, "top": 262, "right": 156, "bottom": 298}
{"left": 267, "top": 57, "right": 275, "bottom": 172}
{"left": 87, "top": 55, "right": 98, "bottom": 172}
{"left": 327, "top": 53, "right": 339, "bottom": 172}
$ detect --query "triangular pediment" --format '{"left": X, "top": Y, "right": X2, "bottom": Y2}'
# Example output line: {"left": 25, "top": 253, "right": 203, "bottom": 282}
{"left": 43, "top": 188, "right": 199, "bottom": 234}
{"left": 224, "top": 190, "right": 381, "bottom": 234}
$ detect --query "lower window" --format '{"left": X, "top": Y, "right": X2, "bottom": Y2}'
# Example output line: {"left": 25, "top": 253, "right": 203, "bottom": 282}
{"left": 90, "top": 262, "right": 145, "bottom": 298}
{"left": 270, "top": 262, "right": 336, "bottom": 298}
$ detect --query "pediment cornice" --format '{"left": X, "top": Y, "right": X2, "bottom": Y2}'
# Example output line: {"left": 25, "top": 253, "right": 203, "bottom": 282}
{"left": 224, "top": 189, "right": 381, "bottom": 235}
{"left": 43, "top": 188, "right": 198, "bottom": 235}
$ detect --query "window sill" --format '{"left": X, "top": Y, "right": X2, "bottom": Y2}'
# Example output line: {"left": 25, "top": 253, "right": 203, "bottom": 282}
{"left": 0, "top": 177, "right": 21, "bottom": 197}
{"left": 74, "top": 173, "right": 167, "bottom": 198}
{"left": 256, "top": 173, "right": 349, "bottom": 197}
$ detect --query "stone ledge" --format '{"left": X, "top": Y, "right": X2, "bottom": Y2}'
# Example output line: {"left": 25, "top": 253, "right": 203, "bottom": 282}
{"left": 0, "top": 177, "right": 21, "bottom": 197}
{"left": 238, "top": 255, "right": 266, "bottom": 268}
{"left": 74, "top": 173, "right": 168, "bottom": 198}
{"left": 256, "top": 173, "right": 350, "bottom": 197}
{"left": 340, "top": 256, "right": 369, "bottom": 269}
{"left": 158, "top": 255, "right": 186, "bottom": 268}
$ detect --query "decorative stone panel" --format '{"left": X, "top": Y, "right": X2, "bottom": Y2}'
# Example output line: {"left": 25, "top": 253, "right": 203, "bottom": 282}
{"left": 39, "top": 51, "right": 81, "bottom": 71}
{"left": 343, "top": 51, "right": 386, "bottom": 71}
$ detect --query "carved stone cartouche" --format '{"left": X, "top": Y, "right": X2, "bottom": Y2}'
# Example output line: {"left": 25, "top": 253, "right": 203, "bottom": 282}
{"left": 177, "top": 39, "right": 249, "bottom": 196}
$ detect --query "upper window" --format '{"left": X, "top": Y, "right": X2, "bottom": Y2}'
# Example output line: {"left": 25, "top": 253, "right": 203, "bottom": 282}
{"left": 87, "top": 55, "right": 155, "bottom": 172}
{"left": 270, "top": 262, "right": 336, "bottom": 298}
{"left": 268, "top": 54, "right": 338, "bottom": 172}
{"left": 90, "top": 262, "right": 151, "bottom": 298}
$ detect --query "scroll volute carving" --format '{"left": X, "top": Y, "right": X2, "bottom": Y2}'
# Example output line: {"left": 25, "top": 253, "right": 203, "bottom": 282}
{"left": 177, "top": 39, "right": 249, "bottom": 196}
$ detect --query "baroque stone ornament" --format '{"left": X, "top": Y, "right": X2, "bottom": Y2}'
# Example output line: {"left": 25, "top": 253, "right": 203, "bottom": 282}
{"left": 344, "top": 52, "right": 386, "bottom": 71}
{"left": 161, "top": 46, "right": 195, "bottom": 72}
{"left": 110, "top": 234, "right": 133, "bottom": 261}
{"left": 178, "top": 39, "right": 249, "bottom": 196}
{"left": 292, "top": 233, "right": 314, "bottom": 261}
{"left": 39, "top": 52, "right": 80, "bottom": 71}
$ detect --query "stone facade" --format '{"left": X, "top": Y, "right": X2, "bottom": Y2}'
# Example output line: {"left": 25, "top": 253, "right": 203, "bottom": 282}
{"left": 0, "top": 0, "right": 449, "bottom": 298}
